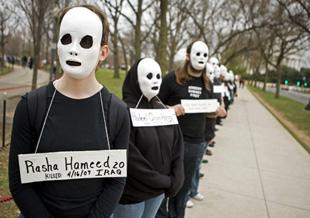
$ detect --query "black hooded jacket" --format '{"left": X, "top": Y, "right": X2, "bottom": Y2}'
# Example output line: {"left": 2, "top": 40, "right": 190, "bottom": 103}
{"left": 120, "top": 59, "right": 184, "bottom": 204}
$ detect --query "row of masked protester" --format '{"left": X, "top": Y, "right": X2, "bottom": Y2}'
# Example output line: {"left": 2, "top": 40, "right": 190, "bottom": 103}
{"left": 8, "top": 4, "right": 238, "bottom": 218}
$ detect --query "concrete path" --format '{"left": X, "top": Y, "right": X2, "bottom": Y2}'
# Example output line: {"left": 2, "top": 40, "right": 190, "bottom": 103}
{"left": 186, "top": 87, "right": 310, "bottom": 218}
{"left": 0, "top": 65, "right": 49, "bottom": 100}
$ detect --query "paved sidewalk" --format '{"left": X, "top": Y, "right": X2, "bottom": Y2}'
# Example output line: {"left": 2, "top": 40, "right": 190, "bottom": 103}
{"left": 0, "top": 65, "right": 49, "bottom": 100}
{"left": 186, "top": 88, "right": 310, "bottom": 218}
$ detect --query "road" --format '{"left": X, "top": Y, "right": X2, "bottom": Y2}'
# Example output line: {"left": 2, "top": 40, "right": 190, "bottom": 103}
{"left": 266, "top": 87, "right": 310, "bottom": 105}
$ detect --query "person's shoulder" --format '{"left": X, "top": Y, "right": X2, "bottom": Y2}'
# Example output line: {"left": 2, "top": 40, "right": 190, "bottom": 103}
{"left": 162, "top": 71, "right": 177, "bottom": 84}
{"left": 110, "top": 93, "right": 127, "bottom": 110}
{"left": 164, "top": 71, "right": 176, "bottom": 79}
{"left": 24, "top": 82, "right": 53, "bottom": 100}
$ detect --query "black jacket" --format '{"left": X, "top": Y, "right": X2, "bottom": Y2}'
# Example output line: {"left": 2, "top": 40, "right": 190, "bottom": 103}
{"left": 120, "top": 59, "right": 184, "bottom": 204}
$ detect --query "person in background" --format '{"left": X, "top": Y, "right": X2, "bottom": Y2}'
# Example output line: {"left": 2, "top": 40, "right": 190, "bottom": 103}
{"left": 156, "top": 40, "right": 222, "bottom": 218}
{"left": 113, "top": 58, "right": 184, "bottom": 218}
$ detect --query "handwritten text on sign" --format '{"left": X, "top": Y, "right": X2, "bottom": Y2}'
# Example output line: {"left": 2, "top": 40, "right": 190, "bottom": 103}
{"left": 130, "top": 108, "right": 178, "bottom": 127}
{"left": 181, "top": 99, "right": 219, "bottom": 113}
{"left": 18, "top": 150, "right": 127, "bottom": 184}
{"left": 213, "top": 85, "right": 225, "bottom": 94}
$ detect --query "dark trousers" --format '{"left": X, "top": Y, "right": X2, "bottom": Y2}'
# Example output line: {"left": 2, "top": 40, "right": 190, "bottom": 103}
{"left": 156, "top": 141, "right": 206, "bottom": 218}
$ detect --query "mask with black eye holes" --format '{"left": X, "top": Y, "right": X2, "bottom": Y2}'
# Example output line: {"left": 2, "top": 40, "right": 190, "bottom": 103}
{"left": 137, "top": 58, "right": 162, "bottom": 101}
{"left": 206, "top": 63, "right": 215, "bottom": 82}
{"left": 57, "top": 7, "right": 103, "bottom": 80}
{"left": 190, "top": 41, "right": 209, "bottom": 71}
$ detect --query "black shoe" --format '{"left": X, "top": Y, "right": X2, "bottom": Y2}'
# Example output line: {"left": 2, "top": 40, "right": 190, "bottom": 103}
{"left": 208, "top": 141, "right": 215, "bottom": 147}
{"left": 205, "top": 149, "right": 213, "bottom": 156}
{"left": 202, "top": 159, "right": 208, "bottom": 164}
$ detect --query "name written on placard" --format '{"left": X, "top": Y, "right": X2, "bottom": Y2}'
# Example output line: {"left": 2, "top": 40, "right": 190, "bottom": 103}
{"left": 181, "top": 99, "right": 219, "bottom": 113}
{"left": 213, "top": 85, "right": 225, "bottom": 94}
{"left": 18, "top": 150, "right": 127, "bottom": 184}
{"left": 129, "top": 108, "right": 178, "bottom": 127}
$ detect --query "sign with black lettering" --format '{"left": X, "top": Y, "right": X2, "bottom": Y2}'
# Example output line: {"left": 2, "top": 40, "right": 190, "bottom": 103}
{"left": 18, "top": 150, "right": 127, "bottom": 184}
{"left": 181, "top": 99, "right": 219, "bottom": 113}
{"left": 213, "top": 85, "right": 225, "bottom": 94}
{"left": 129, "top": 108, "right": 178, "bottom": 127}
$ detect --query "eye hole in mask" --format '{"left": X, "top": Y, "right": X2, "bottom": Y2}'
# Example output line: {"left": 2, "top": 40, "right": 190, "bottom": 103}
{"left": 156, "top": 73, "right": 161, "bottom": 79}
{"left": 80, "top": 35, "right": 93, "bottom": 49}
{"left": 61, "top": 34, "right": 72, "bottom": 45}
{"left": 147, "top": 73, "right": 153, "bottom": 80}
{"left": 196, "top": 52, "right": 200, "bottom": 56}
{"left": 204, "top": 53, "right": 208, "bottom": 57}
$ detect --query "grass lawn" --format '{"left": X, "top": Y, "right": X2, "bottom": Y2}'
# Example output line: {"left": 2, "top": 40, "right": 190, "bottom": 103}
{"left": 0, "top": 68, "right": 126, "bottom": 216}
{"left": 0, "top": 66, "right": 13, "bottom": 76}
{"left": 96, "top": 68, "right": 126, "bottom": 98}
{"left": 248, "top": 85, "right": 310, "bottom": 152}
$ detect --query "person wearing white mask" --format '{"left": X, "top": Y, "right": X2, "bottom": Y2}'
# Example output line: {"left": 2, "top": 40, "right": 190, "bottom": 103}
{"left": 9, "top": 5, "right": 130, "bottom": 218}
{"left": 210, "top": 58, "right": 226, "bottom": 125}
{"left": 156, "top": 40, "right": 221, "bottom": 218}
{"left": 112, "top": 58, "right": 184, "bottom": 218}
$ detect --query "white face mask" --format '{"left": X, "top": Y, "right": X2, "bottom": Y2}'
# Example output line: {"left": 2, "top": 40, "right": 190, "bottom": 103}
{"left": 57, "top": 7, "right": 103, "bottom": 80}
{"left": 209, "top": 57, "right": 219, "bottom": 67}
{"left": 214, "top": 65, "right": 221, "bottom": 78}
{"left": 137, "top": 58, "right": 162, "bottom": 101}
{"left": 190, "top": 41, "right": 209, "bottom": 71}
{"left": 229, "top": 70, "right": 235, "bottom": 81}
{"left": 206, "top": 63, "right": 215, "bottom": 82}
{"left": 220, "top": 65, "right": 227, "bottom": 78}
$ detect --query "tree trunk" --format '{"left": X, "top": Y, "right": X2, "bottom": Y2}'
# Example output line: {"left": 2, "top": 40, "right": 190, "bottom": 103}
{"left": 134, "top": 0, "right": 143, "bottom": 62}
{"left": 156, "top": 0, "right": 168, "bottom": 74}
{"left": 168, "top": 39, "right": 176, "bottom": 72}
{"left": 32, "top": 29, "right": 42, "bottom": 90}
{"left": 0, "top": 18, "right": 5, "bottom": 69}
{"left": 45, "top": 29, "right": 49, "bottom": 70}
{"left": 263, "top": 63, "right": 268, "bottom": 91}
{"left": 113, "top": 23, "right": 120, "bottom": 78}
{"left": 275, "top": 66, "right": 281, "bottom": 98}
{"left": 263, "top": 71, "right": 268, "bottom": 91}
{"left": 31, "top": 0, "right": 49, "bottom": 90}
{"left": 119, "top": 35, "right": 128, "bottom": 72}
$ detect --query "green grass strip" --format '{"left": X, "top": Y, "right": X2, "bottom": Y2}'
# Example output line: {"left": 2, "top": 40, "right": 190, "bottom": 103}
{"left": 248, "top": 85, "right": 310, "bottom": 153}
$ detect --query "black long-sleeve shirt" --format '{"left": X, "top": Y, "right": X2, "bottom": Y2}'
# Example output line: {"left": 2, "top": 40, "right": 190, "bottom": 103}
{"left": 9, "top": 83, "right": 130, "bottom": 218}
{"left": 158, "top": 72, "right": 212, "bottom": 143}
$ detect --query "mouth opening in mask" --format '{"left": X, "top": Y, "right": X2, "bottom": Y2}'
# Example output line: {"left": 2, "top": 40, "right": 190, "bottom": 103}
{"left": 66, "top": 60, "right": 82, "bottom": 66}
{"left": 198, "top": 61, "right": 204, "bottom": 64}
{"left": 151, "top": 86, "right": 159, "bottom": 90}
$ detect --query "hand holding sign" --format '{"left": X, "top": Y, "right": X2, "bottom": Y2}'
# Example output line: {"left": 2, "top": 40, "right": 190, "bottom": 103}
{"left": 181, "top": 99, "right": 219, "bottom": 113}
{"left": 213, "top": 85, "right": 225, "bottom": 94}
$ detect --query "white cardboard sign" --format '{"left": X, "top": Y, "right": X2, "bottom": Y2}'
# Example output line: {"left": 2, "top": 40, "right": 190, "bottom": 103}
{"left": 213, "top": 85, "right": 225, "bottom": 94}
{"left": 181, "top": 99, "right": 219, "bottom": 113}
{"left": 18, "top": 149, "right": 127, "bottom": 184}
{"left": 129, "top": 108, "right": 178, "bottom": 127}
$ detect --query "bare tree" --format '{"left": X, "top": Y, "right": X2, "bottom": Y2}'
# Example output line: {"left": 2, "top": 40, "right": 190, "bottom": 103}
{"left": 16, "top": 0, "right": 52, "bottom": 90}
{"left": 167, "top": 0, "right": 189, "bottom": 70}
{"left": 101, "top": 0, "right": 125, "bottom": 78}
{"left": 156, "top": 0, "right": 168, "bottom": 73}
{"left": 251, "top": 0, "right": 308, "bottom": 98}
{"left": 120, "top": 0, "right": 154, "bottom": 62}
{"left": 0, "top": 2, "right": 18, "bottom": 68}
{"left": 277, "top": 0, "right": 310, "bottom": 35}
